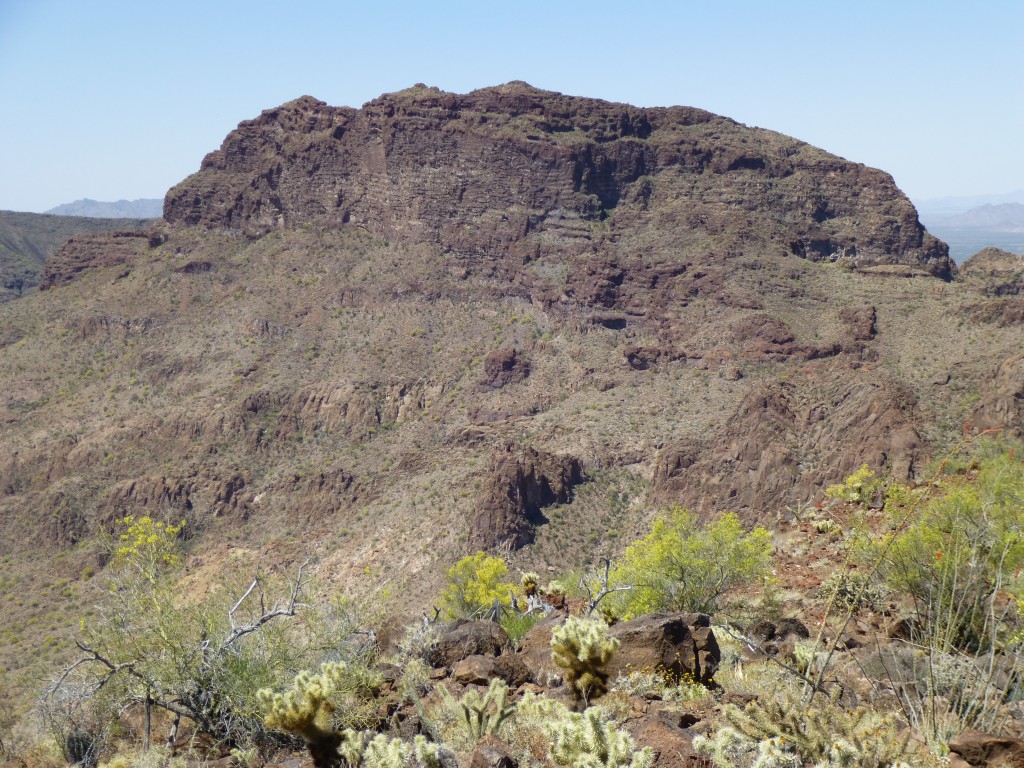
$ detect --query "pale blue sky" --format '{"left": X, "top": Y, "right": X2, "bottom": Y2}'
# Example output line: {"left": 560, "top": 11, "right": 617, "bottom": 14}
{"left": 1, "top": 0, "right": 1021, "bottom": 212}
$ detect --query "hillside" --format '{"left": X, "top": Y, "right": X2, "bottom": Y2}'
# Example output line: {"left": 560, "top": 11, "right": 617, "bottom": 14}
{"left": 45, "top": 198, "right": 164, "bottom": 218}
{"left": 2, "top": 84, "right": 1024, "bottom": 736}
{"left": 0, "top": 210, "right": 157, "bottom": 302}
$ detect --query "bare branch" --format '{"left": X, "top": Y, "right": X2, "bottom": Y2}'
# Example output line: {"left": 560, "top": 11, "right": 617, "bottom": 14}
{"left": 218, "top": 555, "right": 312, "bottom": 652}
{"left": 585, "top": 558, "right": 632, "bottom": 614}
{"left": 228, "top": 576, "right": 262, "bottom": 630}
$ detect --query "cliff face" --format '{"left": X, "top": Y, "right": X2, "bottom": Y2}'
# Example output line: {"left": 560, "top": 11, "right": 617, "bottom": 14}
{"left": 164, "top": 82, "right": 953, "bottom": 280}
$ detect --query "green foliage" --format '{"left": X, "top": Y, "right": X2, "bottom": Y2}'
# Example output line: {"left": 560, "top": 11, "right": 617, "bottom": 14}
{"left": 57, "top": 517, "right": 360, "bottom": 752}
{"left": 458, "top": 678, "right": 515, "bottom": 742}
{"left": 825, "top": 464, "right": 881, "bottom": 504}
{"left": 610, "top": 508, "right": 772, "bottom": 618}
{"left": 498, "top": 611, "right": 542, "bottom": 646}
{"left": 693, "top": 688, "right": 910, "bottom": 768}
{"left": 547, "top": 708, "right": 654, "bottom": 768}
{"left": 551, "top": 616, "right": 619, "bottom": 706}
{"left": 859, "top": 441, "right": 1024, "bottom": 651}
{"left": 437, "top": 552, "right": 518, "bottom": 620}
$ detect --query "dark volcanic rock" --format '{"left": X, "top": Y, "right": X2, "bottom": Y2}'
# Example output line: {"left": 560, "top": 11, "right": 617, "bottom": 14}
{"left": 948, "top": 729, "right": 1024, "bottom": 767}
{"left": 430, "top": 620, "right": 512, "bottom": 667}
{"left": 971, "top": 354, "right": 1024, "bottom": 438}
{"left": 470, "top": 445, "right": 582, "bottom": 551}
{"left": 606, "top": 613, "right": 720, "bottom": 687}
{"left": 40, "top": 229, "right": 160, "bottom": 290}
{"left": 482, "top": 348, "right": 530, "bottom": 388}
{"left": 470, "top": 736, "right": 518, "bottom": 768}
{"left": 164, "top": 83, "right": 953, "bottom": 281}
{"left": 516, "top": 611, "right": 567, "bottom": 687}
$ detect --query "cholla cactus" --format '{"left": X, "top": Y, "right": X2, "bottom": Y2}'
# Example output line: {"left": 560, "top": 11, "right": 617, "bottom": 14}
{"left": 258, "top": 662, "right": 380, "bottom": 768}
{"left": 521, "top": 571, "right": 540, "bottom": 597}
{"left": 547, "top": 707, "right": 653, "bottom": 768}
{"left": 358, "top": 735, "right": 447, "bottom": 768}
{"left": 258, "top": 663, "right": 348, "bottom": 766}
{"left": 551, "top": 616, "right": 620, "bottom": 706}
{"left": 694, "top": 689, "right": 910, "bottom": 768}
{"left": 460, "top": 678, "right": 515, "bottom": 741}
{"left": 693, "top": 728, "right": 801, "bottom": 768}
{"left": 362, "top": 735, "right": 411, "bottom": 768}
{"left": 339, "top": 730, "right": 370, "bottom": 768}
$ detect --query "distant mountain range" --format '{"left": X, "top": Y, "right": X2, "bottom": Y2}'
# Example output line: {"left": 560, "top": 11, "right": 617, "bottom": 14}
{"left": 915, "top": 189, "right": 1024, "bottom": 220}
{"left": 937, "top": 203, "right": 1024, "bottom": 231}
{"left": 915, "top": 195, "right": 1024, "bottom": 262}
{"left": 45, "top": 198, "right": 163, "bottom": 218}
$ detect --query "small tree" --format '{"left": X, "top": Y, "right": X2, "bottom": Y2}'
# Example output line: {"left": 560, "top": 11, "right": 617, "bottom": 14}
{"left": 437, "top": 551, "right": 518, "bottom": 620}
{"left": 47, "top": 515, "right": 324, "bottom": 752}
{"left": 610, "top": 508, "right": 772, "bottom": 619}
{"left": 861, "top": 443, "right": 1024, "bottom": 652}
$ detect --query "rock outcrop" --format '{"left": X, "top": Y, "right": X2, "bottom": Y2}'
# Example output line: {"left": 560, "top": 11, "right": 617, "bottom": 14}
{"left": 652, "top": 369, "right": 923, "bottom": 515}
{"left": 164, "top": 83, "right": 953, "bottom": 281}
{"left": 40, "top": 229, "right": 163, "bottom": 289}
{"left": 470, "top": 446, "right": 583, "bottom": 551}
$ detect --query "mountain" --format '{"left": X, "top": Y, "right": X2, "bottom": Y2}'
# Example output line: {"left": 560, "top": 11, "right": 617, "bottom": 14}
{"left": 938, "top": 202, "right": 1024, "bottom": 231}
{"left": 3, "top": 83, "right": 1023, "bottom": 692}
{"left": 45, "top": 198, "right": 164, "bottom": 218}
{"left": 0, "top": 210, "right": 157, "bottom": 302}
{"left": 921, "top": 202, "right": 1024, "bottom": 262}
{"left": 915, "top": 188, "right": 1024, "bottom": 220}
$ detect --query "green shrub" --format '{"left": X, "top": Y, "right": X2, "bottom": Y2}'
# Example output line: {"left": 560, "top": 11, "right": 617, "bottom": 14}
{"left": 498, "top": 610, "right": 542, "bottom": 646}
{"left": 551, "top": 616, "right": 619, "bottom": 707}
{"left": 859, "top": 441, "right": 1024, "bottom": 651}
{"left": 610, "top": 508, "right": 772, "bottom": 618}
{"left": 437, "top": 552, "right": 518, "bottom": 620}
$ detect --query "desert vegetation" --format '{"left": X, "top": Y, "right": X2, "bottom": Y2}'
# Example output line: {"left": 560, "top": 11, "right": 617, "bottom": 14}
{"left": 0, "top": 437, "right": 1019, "bottom": 768}
{"left": 4, "top": 84, "right": 1024, "bottom": 768}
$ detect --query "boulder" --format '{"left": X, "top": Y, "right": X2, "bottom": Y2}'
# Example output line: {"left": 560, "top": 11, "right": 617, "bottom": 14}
{"left": 625, "top": 717, "right": 711, "bottom": 768}
{"left": 949, "top": 729, "right": 1024, "bottom": 767}
{"left": 430, "top": 621, "right": 512, "bottom": 668}
{"left": 470, "top": 735, "right": 518, "bottom": 768}
{"left": 516, "top": 611, "right": 567, "bottom": 687}
{"left": 452, "top": 654, "right": 498, "bottom": 685}
{"left": 606, "top": 613, "right": 719, "bottom": 687}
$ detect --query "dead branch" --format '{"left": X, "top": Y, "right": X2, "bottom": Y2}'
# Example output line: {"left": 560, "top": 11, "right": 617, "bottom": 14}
{"left": 585, "top": 558, "right": 632, "bottom": 614}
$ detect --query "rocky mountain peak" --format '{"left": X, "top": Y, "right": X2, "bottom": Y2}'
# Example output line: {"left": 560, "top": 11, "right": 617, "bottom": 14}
{"left": 164, "top": 84, "right": 953, "bottom": 280}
